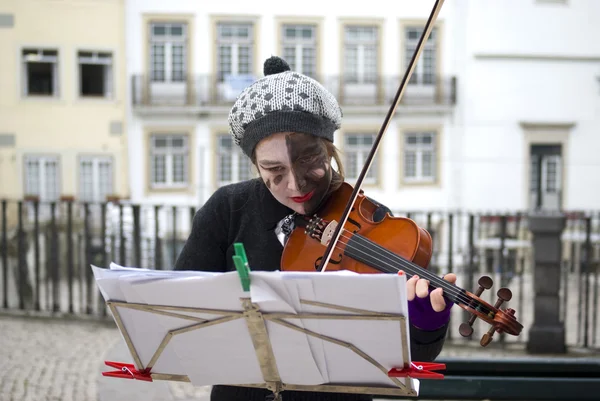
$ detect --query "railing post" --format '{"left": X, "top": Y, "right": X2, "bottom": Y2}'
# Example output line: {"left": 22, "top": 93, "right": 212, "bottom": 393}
{"left": 526, "top": 212, "right": 567, "bottom": 354}
{"left": 2, "top": 200, "right": 8, "bottom": 309}
{"left": 132, "top": 204, "right": 141, "bottom": 268}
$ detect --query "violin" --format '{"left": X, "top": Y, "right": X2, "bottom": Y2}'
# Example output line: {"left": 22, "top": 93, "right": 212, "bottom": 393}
{"left": 280, "top": 0, "right": 523, "bottom": 346}
{"left": 281, "top": 182, "right": 523, "bottom": 346}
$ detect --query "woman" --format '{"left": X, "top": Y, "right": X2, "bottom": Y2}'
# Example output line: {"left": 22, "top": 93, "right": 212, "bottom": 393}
{"left": 174, "top": 56, "right": 455, "bottom": 401}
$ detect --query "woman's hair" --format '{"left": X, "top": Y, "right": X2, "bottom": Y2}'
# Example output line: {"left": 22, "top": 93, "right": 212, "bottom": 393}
{"left": 323, "top": 139, "right": 345, "bottom": 192}
{"left": 250, "top": 136, "right": 345, "bottom": 191}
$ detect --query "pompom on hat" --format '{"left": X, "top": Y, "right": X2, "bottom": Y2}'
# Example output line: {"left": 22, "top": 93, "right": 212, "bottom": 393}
{"left": 228, "top": 56, "right": 343, "bottom": 158}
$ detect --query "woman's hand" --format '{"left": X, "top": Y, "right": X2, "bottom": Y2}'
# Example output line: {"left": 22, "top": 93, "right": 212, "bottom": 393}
{"left": 406, "top": 273, "right": 457, "bottom": 312}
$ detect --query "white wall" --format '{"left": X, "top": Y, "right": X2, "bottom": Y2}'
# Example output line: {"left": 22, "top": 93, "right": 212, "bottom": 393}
{"left": 125, "top": 0, "right": 600, "bottom": 215}
{"left": 457, "top": 0, "right": 600, "bottom": 212}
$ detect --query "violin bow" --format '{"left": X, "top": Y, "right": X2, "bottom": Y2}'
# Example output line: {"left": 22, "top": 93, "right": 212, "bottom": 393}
{"left": 318, "top": 0, "right": 446, "bottom": 272}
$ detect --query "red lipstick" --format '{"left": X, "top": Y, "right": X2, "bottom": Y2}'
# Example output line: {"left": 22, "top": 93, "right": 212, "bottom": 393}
{"left": 291, "top": 190, "right": 315, "bottom": 203}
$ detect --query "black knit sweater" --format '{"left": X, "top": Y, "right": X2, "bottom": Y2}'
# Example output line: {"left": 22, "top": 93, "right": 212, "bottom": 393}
{"left": 174, "top": 178, "right": 449, "bottom": 401}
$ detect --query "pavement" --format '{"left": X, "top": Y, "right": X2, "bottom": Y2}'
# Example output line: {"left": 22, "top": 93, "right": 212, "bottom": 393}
{"left": 0, "top": 313, "right": 596, "bottom": 401}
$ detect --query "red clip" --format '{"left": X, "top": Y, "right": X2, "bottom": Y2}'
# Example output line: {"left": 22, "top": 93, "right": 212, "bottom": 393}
{"left": 102, "top": 361, "right": 153, "bottom": 382}
{"left": 388, "top": 361, "right": 446, "bottom": 379}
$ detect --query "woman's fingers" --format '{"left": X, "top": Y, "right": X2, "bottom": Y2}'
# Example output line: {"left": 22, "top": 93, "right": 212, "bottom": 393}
{"left": 406, "top": 274, "right": 419, "bottom": 301}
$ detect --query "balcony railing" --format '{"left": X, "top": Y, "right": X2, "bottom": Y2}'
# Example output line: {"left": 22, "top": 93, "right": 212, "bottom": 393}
{"left": 1, "top": 197, "right": 599, "bottom": 351}
{"left": 131, "top": 73, "right": 457, "bottom": 109}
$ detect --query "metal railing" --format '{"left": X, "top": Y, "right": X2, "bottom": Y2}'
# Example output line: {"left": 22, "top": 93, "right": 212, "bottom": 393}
{"left": 1, "top": 198, "right": 598, "bottom": 351}
{"left": 130, "top": 73, "right": 457, "bottom": 108}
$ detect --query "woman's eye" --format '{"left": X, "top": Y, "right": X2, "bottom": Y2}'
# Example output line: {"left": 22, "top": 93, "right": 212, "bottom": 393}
{"left": 267, "top": 166, "right": 284, "bottom": 172}
{"left": 300, "top": 156, "right": 316, "bottom": 164}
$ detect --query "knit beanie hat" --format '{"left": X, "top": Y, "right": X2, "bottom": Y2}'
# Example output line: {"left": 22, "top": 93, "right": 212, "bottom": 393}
{"left": 228, "top": 56, "right": 343, "bottom": 158}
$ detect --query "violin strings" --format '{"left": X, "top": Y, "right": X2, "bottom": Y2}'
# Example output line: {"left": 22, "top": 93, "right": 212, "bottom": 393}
{"left": 339, "top": 231, "right": 460, "bottom": 291}
{"left": 331, "top": 231, "right": 485, "bottom": 311}
{"left": 335, "top": 236, "right": 477, "bottom": 309}
{"left": 321, "top": 229, "right": 489, "bottom": 313}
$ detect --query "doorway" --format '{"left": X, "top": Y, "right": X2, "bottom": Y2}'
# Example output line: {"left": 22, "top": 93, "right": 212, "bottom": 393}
{"left": 529, "top": 144, "right": 562, "bottom": 210}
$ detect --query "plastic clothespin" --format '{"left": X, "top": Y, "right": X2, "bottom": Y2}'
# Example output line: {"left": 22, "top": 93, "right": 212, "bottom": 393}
{"left": 233, "top": 242, "right": 251, "bottom": 292}
{"left": 388, "top": 361, "right": 446, "bottom": 379}
{"left": 102, "top": 361, "right": 153, "bottom": 382}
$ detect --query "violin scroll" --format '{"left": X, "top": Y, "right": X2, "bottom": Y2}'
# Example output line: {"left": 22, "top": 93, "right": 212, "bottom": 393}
{"left": 458, "top": 275, "right": 522, "bottom": 346}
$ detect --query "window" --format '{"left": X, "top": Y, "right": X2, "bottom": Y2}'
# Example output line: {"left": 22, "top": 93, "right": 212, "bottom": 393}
{"left": 150, "top": 134, "right": 188, "bottom": 188}
{"left": 404, "top": 27, "right": 437, "bottom": 85}
{"left": 543, "top": 157, "right": 559, "bottom": 193}
{"left": 344, "top": 134, "right": 377, "bottom": 184}
{"left": 150, "top": 22, "right": 187, "bottom": 82}
{"left": 22, "top": 48, "right": 59, "bottom": 96}
{"left": 343, "top": 26, "right": 378, "bottom": 84}
{"left": 78, "top": 51, "right": 113, "bottom": 98}
{"left": 79, "top": 156, "right": 113, "bottom": 202}
{"left": 217, "top": 134, "right": 252, "bottom": 186}
{"left": 281, "top": 24, "right": 317, "bottom": 78}
{"left": 216, "top": 22, "right": 254, "bottom": 82}
{"left": 403, "top": 132, "right": 436, "bottom": 183}
{"left": 24, "top": 155, "right": 60, "bottom": 201}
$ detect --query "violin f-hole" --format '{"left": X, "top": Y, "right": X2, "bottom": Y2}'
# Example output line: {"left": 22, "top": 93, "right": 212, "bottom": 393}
{"left": 346, "top": 217, "right": 362, "bottom": 232}
{"left": 314, "top": 254, "right": 343, "bottom": 271}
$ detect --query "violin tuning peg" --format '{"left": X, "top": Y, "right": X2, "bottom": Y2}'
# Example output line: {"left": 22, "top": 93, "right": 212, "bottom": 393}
{"left": 492, "top": 288, "right": 512, "bottom": 309}
{"left": 480, "top": 332, "right": 493, "bottom": 347}
{"left": 477, "top": 276, "right": 493, "bottom": 291}
{"left": 480, "top": 325, "right": 498, "bottom": 347}
{"left": 459, "top": 322, "right": 474, "bottom": 337}
{"left": 473, "top": 276, "right": 493, "bottom": 297}
{"left": 497, "top": 288, "right": 512, "bottom": 303}
{"left": 459, "top": 275, "right": 495, "bottom": 339}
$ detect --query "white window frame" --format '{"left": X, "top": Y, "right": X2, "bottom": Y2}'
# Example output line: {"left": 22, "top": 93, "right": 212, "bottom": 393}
{"left": 149, "top": 22, "right": 187, "bottom": 83}
{"left": 216, "top": 134, "right": 252, "bottom": 187}
{"left": 343, "top": 25, "right": 378, "bottom": 84}
{"left": 21, "top": 48, "right": 59, "bottom": 97}
{"left": 150, "top": 134, "right": 189, "bottom": 189}
{"left": 78, "top": 155, "right": 114, "bottom": 203}
{"left": 216, "top": 22, "right": 254, "bottom": 82}
{"left": 344, "top": 133, "right": 378, "bottom": 184}
{"left": 23, "top": 154, "right": 61, "bottom": 201}
{"left": 281, "top": 24, "right": 317, "bottom": 78}
{"left": 403, "top": 132, "right": 436, "bottom": 183}
{"left": 404, "top": 27, "right": 437, "bottom": 85}
{"left": 77, "top": 50, "right": 114, "bottom": 99}
{"left": 541, "top": 155, "right": 561, "bottom": 194}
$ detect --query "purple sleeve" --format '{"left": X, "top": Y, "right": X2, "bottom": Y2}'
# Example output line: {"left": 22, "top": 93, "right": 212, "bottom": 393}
{"left": 408, "top": 292, "right": 453, "bottom": 331}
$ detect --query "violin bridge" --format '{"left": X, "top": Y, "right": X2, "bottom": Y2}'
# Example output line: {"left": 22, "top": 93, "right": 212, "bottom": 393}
{"left": 321, "top": 220, "right": 338, "bottom": 246}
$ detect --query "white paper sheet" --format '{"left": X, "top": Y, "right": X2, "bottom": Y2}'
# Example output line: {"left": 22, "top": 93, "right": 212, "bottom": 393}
{"left": 93, "top": 264, "right": 419, "bottom": 393}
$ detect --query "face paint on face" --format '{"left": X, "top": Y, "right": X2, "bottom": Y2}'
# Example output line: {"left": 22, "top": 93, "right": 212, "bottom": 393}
{"left": 285, "top": 133, "right": 332, "bottom": 215}
{"left": 254, "top": 132, "right": 333, "bottom": 215}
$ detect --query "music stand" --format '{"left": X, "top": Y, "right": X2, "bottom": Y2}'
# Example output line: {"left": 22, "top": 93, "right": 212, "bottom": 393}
{"left": 94, "top": 244, "right": 445, "bottom": 400}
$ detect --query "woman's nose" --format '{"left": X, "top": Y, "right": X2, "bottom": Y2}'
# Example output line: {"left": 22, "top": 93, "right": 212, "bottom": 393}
{"left": 287, "top": 172, "right": 306, "bottom": 191}
{"left": 287, "top": 172, "right": 298, "bottom": 191}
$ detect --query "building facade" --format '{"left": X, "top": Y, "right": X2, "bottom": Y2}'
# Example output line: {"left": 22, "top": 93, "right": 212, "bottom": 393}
{"left": 2, "top": 0, "right": 596, "bottom": 265}
{"left": 0, "top": 0, "right": 128, "bottom": 223}
{"left": 456, "top": 0, "right": 600, "bottom": 213}
{"left": 126, "top": 0, "right": 600, "bottom": 216}
{"left": 125, "top": 0, "right": 458, "bottom": 247}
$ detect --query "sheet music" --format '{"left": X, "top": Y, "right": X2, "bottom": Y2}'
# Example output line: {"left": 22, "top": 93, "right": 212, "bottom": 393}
{"left": 92, "top": 265, "right": 418, "bottom": 392}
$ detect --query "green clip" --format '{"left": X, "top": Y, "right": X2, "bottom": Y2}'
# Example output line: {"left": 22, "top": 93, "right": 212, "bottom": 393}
{"left": 233, "top": 243, "right": 251, "bottom": 292}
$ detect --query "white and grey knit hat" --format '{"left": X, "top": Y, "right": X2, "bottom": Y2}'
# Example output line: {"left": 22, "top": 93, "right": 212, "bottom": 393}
{"left": 228, "top": 56, "right": 343, "bottom": 158}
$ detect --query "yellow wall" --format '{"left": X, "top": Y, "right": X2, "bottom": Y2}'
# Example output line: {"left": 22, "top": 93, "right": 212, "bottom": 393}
{"left": 0, "top": 0, "right": 127, "bottom": 201}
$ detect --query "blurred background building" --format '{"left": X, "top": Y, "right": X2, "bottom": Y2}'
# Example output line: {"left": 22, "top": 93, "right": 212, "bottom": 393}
{"left": 0, "top": 0, "right": 600, "bottom": 216}
{"left": 0, "top": 0, "right": 128, "bottom": 226}
{"left": 0, "top": 0, "right": 598, "bottom": 348}
{"left": 1, "top": 0, "right": 598, "bottom": 223}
